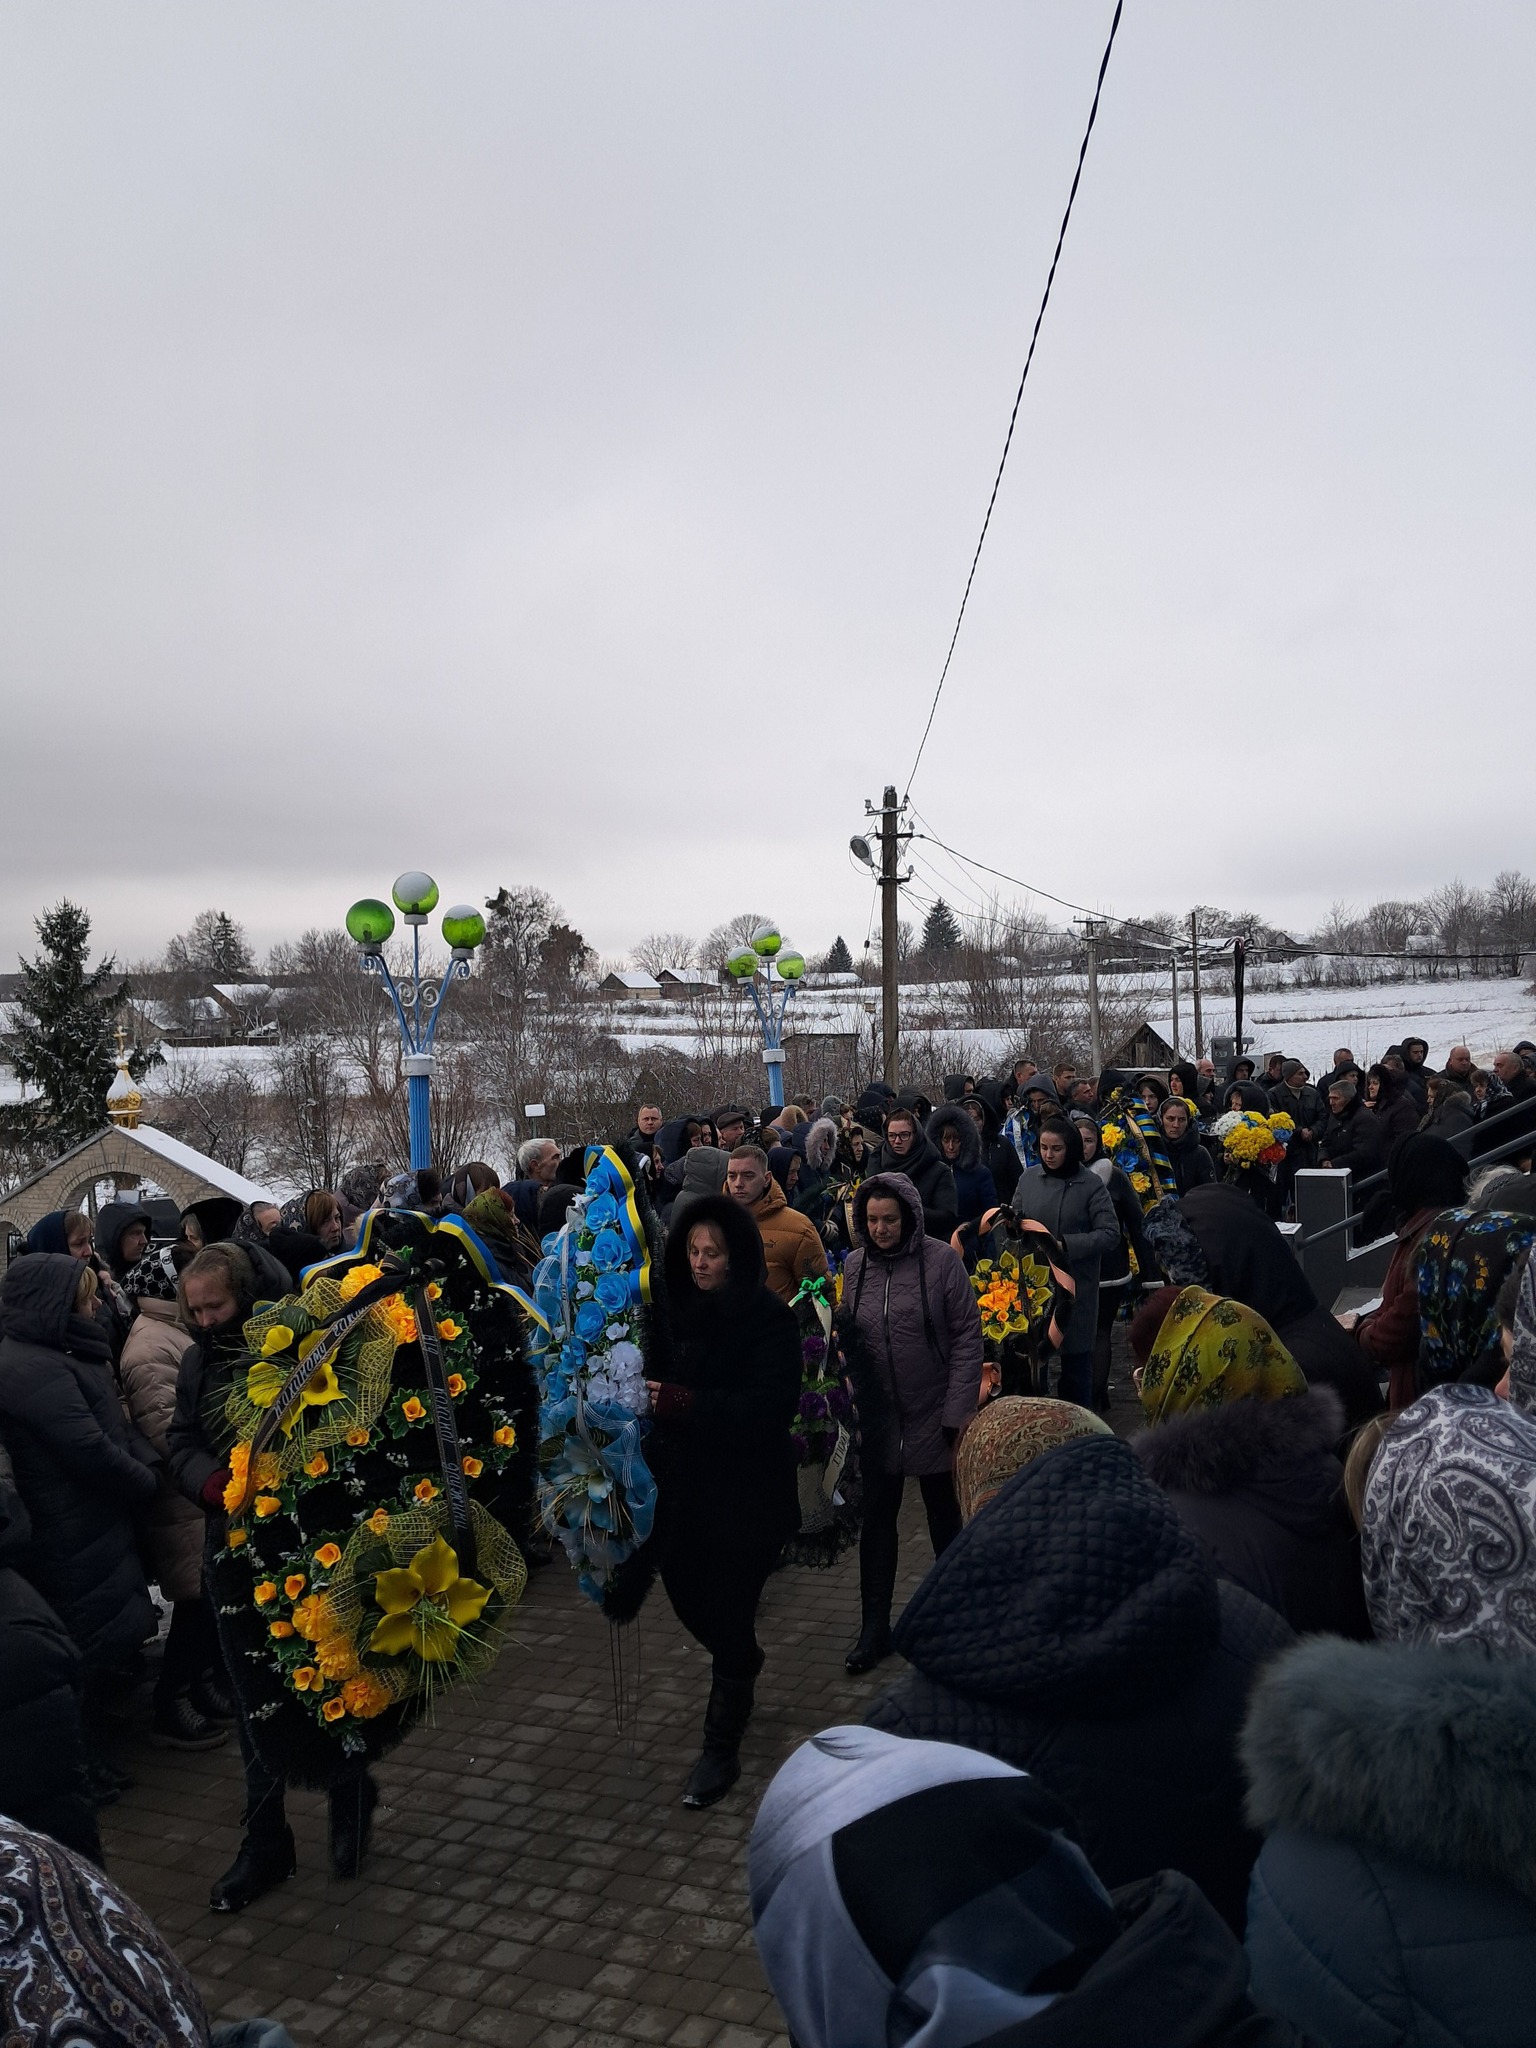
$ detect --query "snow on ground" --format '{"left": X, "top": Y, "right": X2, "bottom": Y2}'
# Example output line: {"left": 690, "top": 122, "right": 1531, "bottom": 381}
{"left": 1144, "top": 977, "right": 1536, "bottom": 1074}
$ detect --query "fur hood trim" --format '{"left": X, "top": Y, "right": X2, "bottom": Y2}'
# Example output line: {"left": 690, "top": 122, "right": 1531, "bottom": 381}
{"left": 801, "top": 1115, "right": 838, "bottom": 1175}
{"left": 1242, "top": 1636, "right": 1536, "bottom": 1901}
{"left": 1133, "top": 1385, "right": 1345, "bottom": 1496}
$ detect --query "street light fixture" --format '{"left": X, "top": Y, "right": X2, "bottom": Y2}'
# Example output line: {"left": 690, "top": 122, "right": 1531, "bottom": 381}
{"left": 725, "top": 921, "right": 805, "bottom": 1109}
{"left": 345, "top": 872, "right": 487, "bottom": 1173}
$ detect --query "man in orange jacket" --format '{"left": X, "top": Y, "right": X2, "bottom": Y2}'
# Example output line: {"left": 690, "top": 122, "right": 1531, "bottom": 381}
{"left": 724, "top": 1146, "right": 829, "bottom": 1303}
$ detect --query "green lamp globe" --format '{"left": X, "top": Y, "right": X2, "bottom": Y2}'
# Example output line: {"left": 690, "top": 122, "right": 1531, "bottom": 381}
{"left": 776, "top": 949, "right": 806, "bottom": 981}
{"left": 750, "top": 922, "right": 782, "bottom": 958}
{"left": 726, "top": 946, "right": 760, "bottom": 981}
{"left": 441, "top": 904, "right": 487, "bottom": 951}
{"left": 346, "top": 898, "right": 396, "bottom": 946}
{"left": 392, "top": 871, "right": 440, "bottom": 917}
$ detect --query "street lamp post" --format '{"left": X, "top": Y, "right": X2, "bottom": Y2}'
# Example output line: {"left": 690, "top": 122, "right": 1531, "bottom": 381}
{"left": 724, "top": 922, "right": 806, "bottom": 1111}
{"left": 345, "top": 872, "right": 487, "bottom": 1173}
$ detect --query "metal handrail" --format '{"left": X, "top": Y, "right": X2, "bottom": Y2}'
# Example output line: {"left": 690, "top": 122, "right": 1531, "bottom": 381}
{"left": 1294, "top": 1117, "right": 1536, "bottom": 1251}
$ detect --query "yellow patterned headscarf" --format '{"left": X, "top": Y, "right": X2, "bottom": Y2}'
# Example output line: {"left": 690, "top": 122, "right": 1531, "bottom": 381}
{"left": 1138, "top": 1286, "right": 1306, "bottom": 1423}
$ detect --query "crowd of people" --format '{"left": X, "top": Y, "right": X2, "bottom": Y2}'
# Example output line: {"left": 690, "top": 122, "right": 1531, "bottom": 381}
{"left": 1, "top": 1035, "right": 1535, "bottom": 2042}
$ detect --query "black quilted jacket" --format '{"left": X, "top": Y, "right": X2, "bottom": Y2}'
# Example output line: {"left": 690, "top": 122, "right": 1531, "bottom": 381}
{"left": 865, "top": 1434, "right": 1293, "bottom": 1933}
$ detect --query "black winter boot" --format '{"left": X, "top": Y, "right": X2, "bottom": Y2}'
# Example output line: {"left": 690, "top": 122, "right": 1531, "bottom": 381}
{"left": 327, "top": 1770, "right": 379, "bottom": 1878}
{"left": 844, "top": 1613, "right": 892, "bottom": 1675}
{"left": 682, "top": 1675, "right": 755, "bottom": 1809}
{"left": 209, "top": 1827, "right": 297, "bottom": 1912}
{"left": 189, "top": 1671, "right": 236, "bottom": 1723}
{"left": 151, "top": 1692, "right": 228, "bottom": 1751}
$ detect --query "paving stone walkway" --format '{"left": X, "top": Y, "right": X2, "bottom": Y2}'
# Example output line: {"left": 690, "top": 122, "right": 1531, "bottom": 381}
{"left": 101, "top": 1349, "right": 1143, "bottom": 2048}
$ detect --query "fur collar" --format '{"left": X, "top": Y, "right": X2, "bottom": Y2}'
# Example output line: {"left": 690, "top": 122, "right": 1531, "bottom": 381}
{"left": 1133, "top": 1386, "right": 1343, "bottom": 1496}
{"left": 1242, "top": 1636, "right": 1536, "bottom": 1900}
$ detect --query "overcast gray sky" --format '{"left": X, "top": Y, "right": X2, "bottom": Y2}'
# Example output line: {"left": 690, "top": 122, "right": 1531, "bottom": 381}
{"left": 3, "top": 2, "right": 1532, "bottom": 971}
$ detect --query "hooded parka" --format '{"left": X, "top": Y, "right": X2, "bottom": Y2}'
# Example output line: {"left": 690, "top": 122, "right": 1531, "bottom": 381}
{"left": 1010, "top": 1123, "right": 1120, "bottom": 1353}
{"left": 926, "top": 1103, "right": 1000, "bottom": 1225}
{"left": 0, "top": 1255, "right": 157, "bottom": 1671}
{"left": 840, "top": 1174, "right": 983, "bottom": 1476}
{"left": 871, "top": 1125, "right": 958, "bottom": 1241}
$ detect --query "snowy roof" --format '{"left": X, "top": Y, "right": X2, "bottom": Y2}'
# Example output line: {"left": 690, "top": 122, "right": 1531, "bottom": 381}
{"left": 124, "top": 1124, "right": 273, "bottom": 1203}
{"left": 603, "top": 971, "right": 662, "bottom": 991}
{"left": 655, "top": 966, "right": 710, "bottom": 984}
{"left": 211, "top": 982, "right": 272, "bottom": 1003}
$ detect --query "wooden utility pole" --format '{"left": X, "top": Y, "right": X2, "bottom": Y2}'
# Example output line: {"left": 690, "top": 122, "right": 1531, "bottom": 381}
{"left": 1169, "top": 947, "right": 1180, "bottom": 1061}
{"left": 1190, "top": 910, "right": 1204, "bottom": 1059}
{"left": 879, "top": 785, "right": 902, "bottom": 1084}
{"left": 1081, "top": 918, "right": 1103, "bottom": 1074}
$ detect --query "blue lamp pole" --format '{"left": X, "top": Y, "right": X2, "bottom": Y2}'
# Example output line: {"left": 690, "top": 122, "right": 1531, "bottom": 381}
{"left": 724, "top": 923, "right": 806, "bottom": 1111}
{"left": 346, "top": 873, "right": 487, "bottom": 1174}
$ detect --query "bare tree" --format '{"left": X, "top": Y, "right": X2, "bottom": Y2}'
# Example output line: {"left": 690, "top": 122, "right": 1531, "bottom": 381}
{"left": 266, "top": 1037, "right": 355, "bottom": 1189}
{"left": 631, "top": 931, "right": 698, "bottom": 975}
{"left": 701, "top": 911, "right": 774, "bottom": 971}
{"left": 147, "top": 1058, "right": 263, "bottom": 1173}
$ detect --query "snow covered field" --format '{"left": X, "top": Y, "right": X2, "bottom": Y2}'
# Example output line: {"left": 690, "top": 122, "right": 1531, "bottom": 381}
{"left": 1145, "top": 977, "right": 1535, "bottom": 1075}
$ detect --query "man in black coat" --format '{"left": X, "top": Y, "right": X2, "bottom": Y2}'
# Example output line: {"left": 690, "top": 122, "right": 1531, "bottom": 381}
{"left": 1267, "top": 1061, "right": 1324, "bottom": 1169}
{"left": 872, "top": 1106, "right": 958, "bottom": 1241}
{"left": 864, "top": 1434, "right": 1293, "bottom": 1933}
{"left": 1318, "top": 1079, "right": 1384, "bottom": 1184}
{"left": 1475, "top": 1050, "right": 1536, "bottom": 1165}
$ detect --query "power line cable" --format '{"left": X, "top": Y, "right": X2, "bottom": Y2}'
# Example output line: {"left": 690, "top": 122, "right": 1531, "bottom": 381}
{"left": 905, "top": 0, "right": 1125, "bottom": 795}
{"left": 910, "top": 825, "right": 1182, "bottom": 948}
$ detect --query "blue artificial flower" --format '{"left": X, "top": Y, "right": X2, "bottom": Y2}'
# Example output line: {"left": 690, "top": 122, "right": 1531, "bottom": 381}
{"left": 590, "top": 1229, "right": 627, "bottom": 1273}
{"left": 585, "top": 1192, "right": 619, "bottom": 1230}
{"left": 574, "top": 1300, "right": 607, "bottom": 1340}
{"left": 594, "top": 1272, "right": 630, "bottom": 1313}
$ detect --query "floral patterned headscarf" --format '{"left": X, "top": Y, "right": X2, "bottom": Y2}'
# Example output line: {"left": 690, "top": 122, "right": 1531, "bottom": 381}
{"left": 1138, "top": 1285, "right": 1307, "bottom": 1423}
{"left": 1415, "top": 1208, "right": 1536, "bottom": 1390}
{"left": 955, "top": 1396, "right": 1112, "bottom": 1523}
{"left": 1510, "top": 1254, "right": 1536, "bottom": 1419}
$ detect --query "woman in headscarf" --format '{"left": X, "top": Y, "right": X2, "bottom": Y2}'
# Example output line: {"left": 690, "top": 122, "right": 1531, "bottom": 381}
{"left": 643, "top": 1195, "right": 800, "bottom": 1808}
{"left": 1010, "top": 1117, "right": 1119, "bottom": 1407}
{"left": 1345, "top": 1133, "right": 1469, "bottom": 1407}
{"left": 266, "top": 1190, "right": 344, "bottom": 1287}
{"left": 752, "top": 1727, "right": 1305, "bottom": 2048}
{"left": 1129, "top": 1286, "right": 1368, "bottom": 1638}
{"left": 0, "top": 1815, "right": 301, "bottom": 2046}
{"left": 954, "top": 1395, "right": 1111, "bottom": 1522}
{"left": 1158, "top": 1094, "right": 1215, "bottom": 1197}
{"left": 1413, "top": 1206, "right": 1536, "bottom": 1395}
{"left": 461, "top": 1187, "right": 540, "bottom": 1289}
{"left": 927, "top": 1102, "right": 999, "bottom": 1227}
{"left": 1242, "top": 1529, "right": 1536, "bottom": 2048}
{"left": 864, "top": 1423, "right": 1295, "bottom": 1935}
{"left": 1072, "top": 1113, "right": 1150, "bottom": 1413}
{"left": 1362, "top": 1382, "right": 1536, "bottom": 1653}
{"left": 1160, "top": 1182, "right": 1385, "bottom": 1425}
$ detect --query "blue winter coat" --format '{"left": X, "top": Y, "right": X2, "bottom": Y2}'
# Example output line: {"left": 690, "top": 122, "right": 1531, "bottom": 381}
{"left": 1241, "top": 1637, "right": 1536, "bottom": 2047}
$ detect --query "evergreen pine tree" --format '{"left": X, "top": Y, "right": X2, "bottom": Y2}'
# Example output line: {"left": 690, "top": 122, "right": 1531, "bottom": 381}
{"left": 822, "top": 934, "right": 853, "bottom": 974}
{"left": 9, "top": 901, "right": 159, "bottom": 1150}
{"left": 921, "top": 898, "right": 962, "bottom": 957}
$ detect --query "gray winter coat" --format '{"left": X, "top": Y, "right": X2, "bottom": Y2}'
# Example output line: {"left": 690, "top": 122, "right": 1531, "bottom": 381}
{"left": 1011, "top": 1162, "right": 1120, "bottom": 1352}
{"left": 841, "top": 1173, "right": 983, "bottom": 1475}
{"left": 1242, "top": 1638, "right": 1536, "bottom": 2047}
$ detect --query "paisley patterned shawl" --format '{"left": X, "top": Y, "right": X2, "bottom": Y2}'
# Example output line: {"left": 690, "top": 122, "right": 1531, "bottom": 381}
{"left": 1362, "top": 1383, "right": 1536, "bottom": 1654}
{"left": 0, "top": 1816, "right": 209, "bottom": 2048}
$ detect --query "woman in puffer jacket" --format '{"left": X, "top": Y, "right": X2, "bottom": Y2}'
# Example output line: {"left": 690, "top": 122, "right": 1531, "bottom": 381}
{"left": 1240, "top": 1383, "right": 1536, "bottom": 2045}
{"left": 118, "top": 1243, "right": 230, "bottom": 1752}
